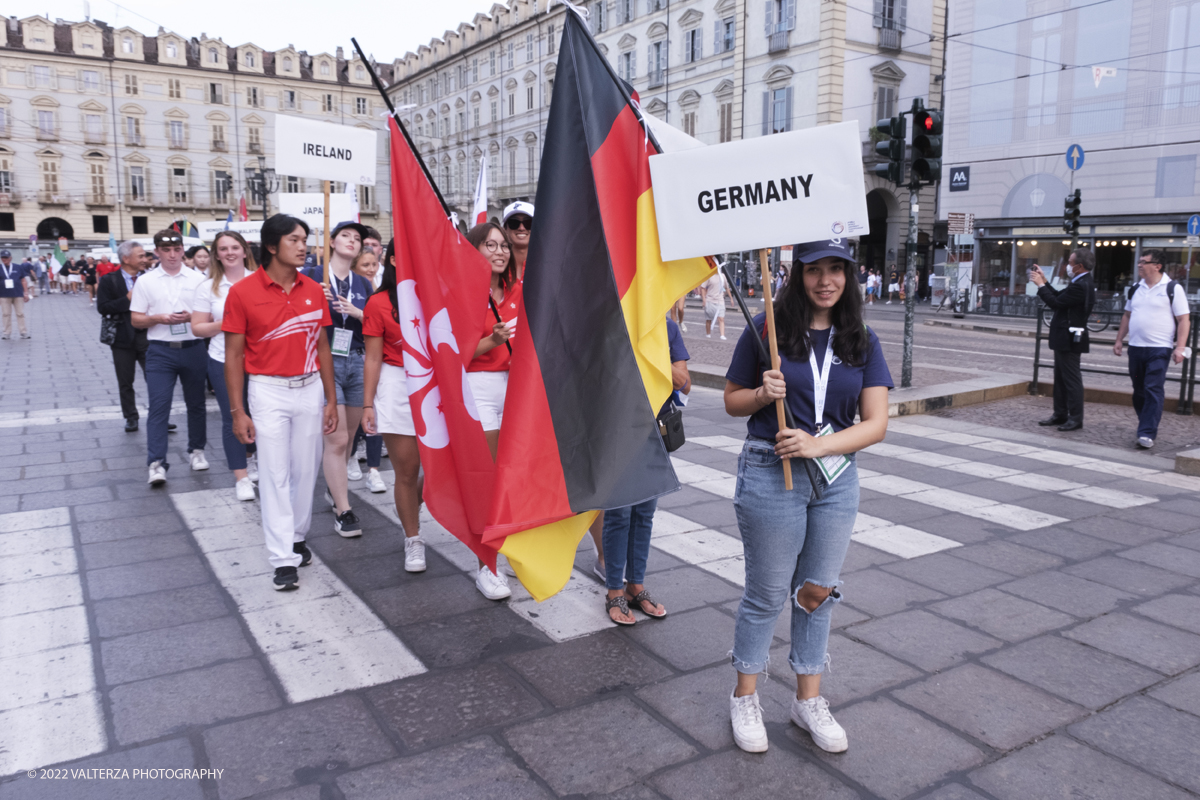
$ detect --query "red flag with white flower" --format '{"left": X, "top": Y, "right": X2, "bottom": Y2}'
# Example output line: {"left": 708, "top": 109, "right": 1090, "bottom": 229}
{"left": 387, "top": 118, "right": 498, "bottom": 567}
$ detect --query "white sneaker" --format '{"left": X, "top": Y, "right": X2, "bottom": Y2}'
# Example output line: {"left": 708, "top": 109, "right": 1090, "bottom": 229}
{"left": 190, "top": 450, "right": 209, "bottom": 471}
{"left": 245, "top": 453, "right": 258, "bottom": 482}
{"left": 347, "top": 457, "right": 363, "bottom": 481}
{"left": 235, "top": 476, "right": 256, "bottom": 501}
{"left": 720, "top": 335, "right": 727, "bottom": 340}
{"left": 355, "top": 443, "right": 368, "bottom": 462}
{"left": 791, "top": 695, "right": 848, "bottom": 753}
{"left": 706, "top": 333, "right": 712, "bottom": 338}
{"left": 475, "top": 565, "right": 512, "bottom": 600}
{"left": 365, "top": 468, "right": 386, "bottom": 493}
{"left": 147, "top": 460, "right": 167, "bottom": 486}
{"left": 1137, "top": 436, "right": 1154, "bottom": 449}
{"left": 404, "top": 536, "right": 427, "bottom": 572}
{"left": 730, "top": 691, "right": 769, "bottom": 753}
{"left": 680, "top": 322, "right": 687, "bottom": 332}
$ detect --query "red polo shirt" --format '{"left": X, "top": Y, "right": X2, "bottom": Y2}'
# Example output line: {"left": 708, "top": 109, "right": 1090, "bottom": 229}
{"left": 362, "top": 292, "right": 406, "bottom": 369}
{"left": 468, "top": 281, "right": 522, "bottom": 373}
{"left": 222, "top": 267, "right": 331, "bottom": 376}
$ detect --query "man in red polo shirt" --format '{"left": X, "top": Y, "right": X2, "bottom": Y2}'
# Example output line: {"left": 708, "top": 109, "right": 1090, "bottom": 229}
{"left": 223, "top": 214, "right": 337, "bottom": 591}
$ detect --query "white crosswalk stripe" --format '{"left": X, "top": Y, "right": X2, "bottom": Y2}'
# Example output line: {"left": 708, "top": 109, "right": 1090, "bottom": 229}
{"left": 171, "top": 491, "right": 426, "bottom": 703}
{"left": 0, "top": 508, "right": 107, "bottom": 776}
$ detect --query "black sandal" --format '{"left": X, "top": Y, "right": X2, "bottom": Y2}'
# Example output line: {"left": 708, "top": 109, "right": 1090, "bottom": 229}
{"left": 605, "top": 594, "right": 636, "bottom": 626}
{"left": 626, "top": 589, "right": 667, "bottom": 619}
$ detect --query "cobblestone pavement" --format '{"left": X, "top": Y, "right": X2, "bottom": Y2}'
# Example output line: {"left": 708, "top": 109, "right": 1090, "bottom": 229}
{"left": 2, "top": 294, "right": 1200, "bottom": 800}
{"left": 931, "top": 394, "right": 1200, "bottom": 459}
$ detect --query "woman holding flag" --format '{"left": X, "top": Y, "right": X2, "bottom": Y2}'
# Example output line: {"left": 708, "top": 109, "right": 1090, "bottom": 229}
{"left": 465, "top": 221, "right": 520, "bottom": 600}
{"left": 723, "top": 239, "right": 892, "bottom": 756}
{"left": 361, "top": 240, "right": 425, "bottom": 573}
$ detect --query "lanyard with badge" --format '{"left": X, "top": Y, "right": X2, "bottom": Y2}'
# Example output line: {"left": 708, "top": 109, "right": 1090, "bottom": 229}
{"left": 809, "top": 325, "right": 851, "bottom": 484}
{"left": 165, "top": 275, "right": 188, "bottom": 336}
{"left": 1, "top": 263, "right": 14, "bottom": 291}
{"left": 330, "top": 274, "right": 354, "bottom": 357}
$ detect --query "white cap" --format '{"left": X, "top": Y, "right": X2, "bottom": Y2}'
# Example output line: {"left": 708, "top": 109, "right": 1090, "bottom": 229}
{"left": 502, "top": 201, "right": 535, "bottom": 224}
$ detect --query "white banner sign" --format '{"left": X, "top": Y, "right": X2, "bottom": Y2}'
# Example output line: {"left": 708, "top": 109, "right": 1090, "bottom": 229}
{"left": 274, "top": 116, "right": 378, "bottom": 186}
{"left": 648, "top": 121, "right": 869, "bottom": 261}
{"left": 277, "top": 193, "right": 359, "bottom": 232}
{"left": 196, "top": 220, "right": 263, "bottom": 242}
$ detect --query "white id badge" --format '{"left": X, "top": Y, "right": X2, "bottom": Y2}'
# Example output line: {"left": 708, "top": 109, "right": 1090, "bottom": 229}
{"left": 169, "top": 323, "right": 188, "bottom": 336}
{"left": 331, "top": 327, "right": 353, "bottom": 357}
{"left": 3, "top": 280, "right": 12, "bottom": 290}
{"left": 815, "top": 424, "right": 851, "bottom": 485}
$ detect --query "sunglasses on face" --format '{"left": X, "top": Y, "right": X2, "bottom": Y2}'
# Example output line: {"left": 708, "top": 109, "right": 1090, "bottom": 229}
{"left": 505, "top": 217, "right": 532, "bottom": 231}
{"left": 484, "top": 240, "right": 511, "bottom": 253}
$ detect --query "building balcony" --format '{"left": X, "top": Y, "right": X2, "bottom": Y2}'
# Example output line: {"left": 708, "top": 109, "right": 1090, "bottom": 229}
{"left": 36, "top": 129, "right": 59, "bottom": 142}
{"left": 168, "top": 139, "right": 188, "bottom": 150}
{"left": 126, "top": 135, "right": 144, "bottom": 147}
{"left": 38, "top": 192, "right": 70, "bottom": 206}
{"left": 212, "top": 140, "right": 227, "bottom": 152}
{"left": 648, "top": 70, "right": 664, "bottom": 88}
{"left": 248, "top": 142, "right": 263, "bottom": 154}
{"left": 83, "top": 132, "right": 106, "bottom": 145}
{"left": 768, "top": 31, "right": 790, "bottom": 53}
{"left": 85, "top": 193, "right": 113, "bottom": 207}
{"left": 126, "top": 193, "right": 154, "bottom": 207}
{"left": 0, "top": 125, "right": 10, "bottom": 139}
{"left": 0, "top": 192, "right": 20, "bottom": 207}
{"left": 878, "top": 26, "right": 902, "bottom": 51}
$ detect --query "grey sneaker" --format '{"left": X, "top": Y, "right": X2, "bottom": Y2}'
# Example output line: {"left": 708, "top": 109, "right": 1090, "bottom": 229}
{"left": 730, "top": 690, "right": 769, "bottom": 753}
{"left": 404, "top": 535, "right": 426, "bottom": 573}
{"left": 791, "top": 695, "right": 848, "bottom": 753}
{"left": 1137, "top": 436, "right": 1154, "bottom": 449}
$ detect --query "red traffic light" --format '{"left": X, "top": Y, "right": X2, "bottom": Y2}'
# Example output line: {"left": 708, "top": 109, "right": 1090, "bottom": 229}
{"left": 922, "top": 116, "right": 933, "bottom": 130}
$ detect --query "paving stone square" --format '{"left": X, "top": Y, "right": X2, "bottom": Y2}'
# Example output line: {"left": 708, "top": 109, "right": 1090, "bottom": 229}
{"left": 5, "top": 304, "right": 1200, "bottom": 798}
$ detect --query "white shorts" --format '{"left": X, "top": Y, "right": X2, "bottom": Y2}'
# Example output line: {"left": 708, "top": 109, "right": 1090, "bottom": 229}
{"left": 888, "top": 283, "right": 899, "bottom": 292}
{"left": 375, "top": 362, "right": 415, "bottom": 436}
{"left": 704, "top": 303, "right": 725, "bottom": 321}
{"left": 467, "top": 370, "right": 508, "bottom": 431}
{"left": 68, "top": 275, "right": 82, "bottom": 284}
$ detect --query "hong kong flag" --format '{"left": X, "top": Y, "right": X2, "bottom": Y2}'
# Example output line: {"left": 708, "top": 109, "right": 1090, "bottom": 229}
{"left": 387, "top": 117, "right": 498, "bottom": 567}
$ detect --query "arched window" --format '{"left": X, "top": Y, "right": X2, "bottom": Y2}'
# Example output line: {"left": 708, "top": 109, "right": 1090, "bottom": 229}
{"left": 355, "top": 65, "right": 365, "bottom": 80}
{"left": 208, "top": 47, "right": 218, "bottom": 63}
{"left": 244, "top": 51, "right": 255, "bottom": 67}
{"left": 282, "top": 56, "right": 293, "bottom": 72}
{"left": 122, "top": 36, "right": 134, "bottom": 54}
{"left": 320, "top": 61, "right": 331, "bottom": 76}
{"left": 165, "top": 41, "right": 177, "bottom": 59}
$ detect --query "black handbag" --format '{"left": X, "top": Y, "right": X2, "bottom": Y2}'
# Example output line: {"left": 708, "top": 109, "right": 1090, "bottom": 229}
{"left": 99, "top": 315, "right": 118, "bottom": 346}
{"left": 657, "top": 403, "right": 685, "bottom": 452}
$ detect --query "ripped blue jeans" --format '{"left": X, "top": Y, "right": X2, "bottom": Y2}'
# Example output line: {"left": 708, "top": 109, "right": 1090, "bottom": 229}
{"left": 731, "top": 436, "right": 859, "bottom": 676}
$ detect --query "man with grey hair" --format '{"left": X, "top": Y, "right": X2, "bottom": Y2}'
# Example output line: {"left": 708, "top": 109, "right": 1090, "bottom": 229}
{"left": 1029, "top": 247, "right": 1096, "bottom": 431}
{"left": 97, "top": 239, "right": 150, "bottom": 431}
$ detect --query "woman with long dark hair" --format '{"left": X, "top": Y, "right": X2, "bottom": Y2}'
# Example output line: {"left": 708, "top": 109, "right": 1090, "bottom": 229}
{"left": 723, "top": 239, "right": 892, "bottom": 755}
{"left": 361, "top": 240, "right": 425, "bottom": 573}
{"left": 191, "top": 231, "right": 259, "bottom": 501}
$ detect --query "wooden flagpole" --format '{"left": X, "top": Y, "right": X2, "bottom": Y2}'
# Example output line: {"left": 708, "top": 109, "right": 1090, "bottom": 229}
{"left": 758, "top": 249, "right": 792, "bottom": 491}
{"left": 322, "top": 180, "right": 331, "bottom": 286}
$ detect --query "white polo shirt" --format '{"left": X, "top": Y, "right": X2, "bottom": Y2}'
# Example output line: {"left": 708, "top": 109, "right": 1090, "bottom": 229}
{"left": 192, "top": 274, "right": 237, "bottom": 361}
{"left": 129, "top": 265, "right": 206, "bottom": 342}
{"left": 1125, "top": 277, "right": 1190, "bottom": 348}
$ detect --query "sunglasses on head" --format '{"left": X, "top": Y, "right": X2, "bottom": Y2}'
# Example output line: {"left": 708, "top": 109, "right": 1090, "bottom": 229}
{"left": 505, "top": 217, "right": 532, "bottom": 231}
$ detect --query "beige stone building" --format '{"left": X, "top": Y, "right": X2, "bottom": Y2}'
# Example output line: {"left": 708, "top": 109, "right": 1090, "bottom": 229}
{"left": 386, "top": 0, "right": 947, "bottom": 279}
{"left": 0, "top": 14, "right": 396, "bottom": 250}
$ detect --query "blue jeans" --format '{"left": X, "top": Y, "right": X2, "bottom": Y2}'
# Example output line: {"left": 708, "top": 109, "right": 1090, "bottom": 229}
{"left": 1128, "top": 346, "right": 1172, "bottom": 440}
{"left": 351, "top": 425, "right": 383, "bottom": 468}
{"left": 731, "top": 437, "right": 859, "bottom": 676}
{"left": 602, "top": 498, "right": 658, "bottom": 591}
{"left": 207, "top": 356, "right": 255, "bottom": 471}
{"left": 332, "top": 350, "right": 365, "bottom": 407}
{"left": 145, "top": 341, "right": 207, "bottom": 468}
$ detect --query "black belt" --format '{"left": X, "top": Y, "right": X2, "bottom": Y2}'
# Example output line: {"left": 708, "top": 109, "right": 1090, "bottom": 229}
{"left": 150, "top": 339, "right": 203, "bottom": 349}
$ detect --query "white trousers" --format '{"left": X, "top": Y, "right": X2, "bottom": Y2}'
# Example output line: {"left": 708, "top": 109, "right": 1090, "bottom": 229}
{"left": 249, "top": 379, "right": 324, "bottom": 568}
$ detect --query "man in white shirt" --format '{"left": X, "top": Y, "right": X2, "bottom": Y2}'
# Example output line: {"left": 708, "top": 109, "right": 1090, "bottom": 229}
{"left": 700, "top": 270, "right": 731, "bottom": 339}
{"left": 130, "top": 230, "right": 210, "bottom": 484}
{"left": 1113, "top": 248, "right": 1191, "bottom": 449}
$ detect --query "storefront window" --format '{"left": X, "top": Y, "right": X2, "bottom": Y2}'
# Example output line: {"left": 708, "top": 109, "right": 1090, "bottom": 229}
{"left": 1142, "top": 238, "right": 1200, "bottom": 291}
{"left": 978, "top": 239, "right": 1014, "bottom": 294}
{"left": 1014, "top": 238, "right": 1073, "bottom": 295}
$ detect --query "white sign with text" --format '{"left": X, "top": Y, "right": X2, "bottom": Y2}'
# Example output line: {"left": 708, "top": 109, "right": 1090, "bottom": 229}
{"left": 648, "top": 121, "right": 869, "bottom": 261}
{"left": 278, "top": 193, "right": 359, "bottom": 232}
{"left": 274, "top": 116, "right": 378, "bottom": 186}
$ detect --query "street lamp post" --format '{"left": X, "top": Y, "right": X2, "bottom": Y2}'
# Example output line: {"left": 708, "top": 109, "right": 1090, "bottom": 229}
{"left": 244, "top": 156, "right": 279, "bottom": 222}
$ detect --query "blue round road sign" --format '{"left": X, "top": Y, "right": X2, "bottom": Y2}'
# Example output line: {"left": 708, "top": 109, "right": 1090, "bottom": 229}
{"left": 1188, "top": 214, "right": 1200, "bottom": 237}
{"left": 1065, "top": 145, "right": 1085, "bottom": 171}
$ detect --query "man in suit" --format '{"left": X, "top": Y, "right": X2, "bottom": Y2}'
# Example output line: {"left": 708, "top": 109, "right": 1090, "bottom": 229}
{"left": 1029, "top": 248, "right": 1096, "bottom": 431}
{"left": 98, "top": 240, "right": 150, "bottom": 432}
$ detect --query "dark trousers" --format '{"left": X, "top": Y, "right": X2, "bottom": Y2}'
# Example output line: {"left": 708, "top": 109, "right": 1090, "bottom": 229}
{"left": 207, "top": 356, "right": 255, "bottom": 471}
{"left": 1128, "top": 346, "right": 1172, "bottom": 440}
{"left": 1052, "top": 350, "right": 1084, "bottom": 423}
{"left": 146, "top": 341, "right": 207, "bottom": 468}
{"left": 351, "top": 425, "right": 383, "bottom": 468}
{"left": 112, "top": 342, "right": 147, "bottom": 421}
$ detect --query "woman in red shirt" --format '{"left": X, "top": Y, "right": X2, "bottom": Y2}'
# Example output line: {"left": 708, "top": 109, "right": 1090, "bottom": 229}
{"left": 361, "top": 240, "right": 425, "bottom": 574}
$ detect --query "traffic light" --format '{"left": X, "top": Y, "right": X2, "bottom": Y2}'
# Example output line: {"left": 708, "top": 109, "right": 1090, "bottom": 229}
{"left": 873, "top": 115, "right": 906, "bottom": 185}
{"left": 911, "top": 108, "right": 943, "bottom": 183}
{"left": 1063, "top": 189, "right": 1081, "bottom": 238}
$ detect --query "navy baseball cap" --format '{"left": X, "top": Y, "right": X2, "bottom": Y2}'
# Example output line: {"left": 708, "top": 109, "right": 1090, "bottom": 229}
{"left": 793, "top": 238, "right": 855, "bottom": 265}
{"left": 0, "top": 250, "right": 10, "bottom": 258}
{"left": 331, "top": 220, "right": 370, "bottom": 241}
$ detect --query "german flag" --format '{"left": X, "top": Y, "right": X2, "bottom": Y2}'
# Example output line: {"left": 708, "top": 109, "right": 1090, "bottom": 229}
{"left": 486, "top": 9, "right": 713, "bottom": 599}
